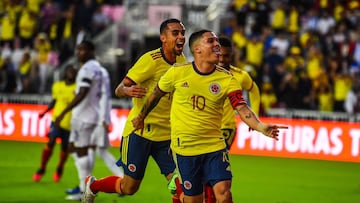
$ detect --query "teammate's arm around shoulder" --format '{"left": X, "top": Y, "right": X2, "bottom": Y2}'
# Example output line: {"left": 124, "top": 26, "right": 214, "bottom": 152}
{"left": 115, "top": 77, "right": 147, "bottom": 98}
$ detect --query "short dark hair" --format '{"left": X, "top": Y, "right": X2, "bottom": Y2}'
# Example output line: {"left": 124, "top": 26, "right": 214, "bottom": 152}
{"left": 188, "top": 29, "right": 211, "bottom": 53}
{"left": 159, "top": 18, "right": 181, "bottom": 34}
{"left": 80, "top": 40, "right": 95, "bottom": 51}
{"left": 218, "top": 36, "right": 233, "bottom": 48}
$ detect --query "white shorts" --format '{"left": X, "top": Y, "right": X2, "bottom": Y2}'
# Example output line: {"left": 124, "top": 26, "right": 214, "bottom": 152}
{"left": 69, "top": 119, "right": 97, "bottom": 147}
{"left": 90, "top": 124, "right": 110, "bottom": 148}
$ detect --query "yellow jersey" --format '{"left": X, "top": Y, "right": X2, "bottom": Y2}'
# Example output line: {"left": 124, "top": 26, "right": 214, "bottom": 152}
{"left": 158, "top": 62, "right": 244, "bottom": 156}
{"left": 123, "top": 48, "right": 187, "bottom": 141}
{"left": 52, "top": 81, "right": 76, "bottom": 130}
{"left": 221, "top": 65, "right": 260, "bottom": 130}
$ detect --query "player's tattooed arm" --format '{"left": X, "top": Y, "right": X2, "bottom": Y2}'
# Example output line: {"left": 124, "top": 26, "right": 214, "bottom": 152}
{"left": 140, "top": 86, "right": 166, "bottom": 117}
{"left": 132, "top": 86, "right": 166, "bottom": 131}
{"left": 235, "top": 104, "right": 287, "bottom": 140}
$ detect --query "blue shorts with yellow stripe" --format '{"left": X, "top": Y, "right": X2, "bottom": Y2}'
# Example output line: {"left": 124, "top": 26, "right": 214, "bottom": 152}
{"left": 173, "top": 148, "right": 232, "bottom": 196}
{"left": 116, "top": 132, "right": 175, "bottom": 180}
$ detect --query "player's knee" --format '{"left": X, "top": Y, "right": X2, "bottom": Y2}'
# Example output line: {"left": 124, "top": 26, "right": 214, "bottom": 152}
{"left": 120, "top": 179, "right": 141, "bottom": 195}
{"left": 215, "top": 190, "right": 232, "bottom": 203}
{"left": 121, "top": 184, "right": 139, "bottom": 195}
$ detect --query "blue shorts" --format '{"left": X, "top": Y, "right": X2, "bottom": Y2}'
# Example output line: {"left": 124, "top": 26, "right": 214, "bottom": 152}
{"left": 174, "top": 149, "right": 232, "bottom": 196}
{"left": 116, "top": 132, "right": 175, "bottom": 180}
{"left": 48, "top": 122, "right": 70, "bottom": 150}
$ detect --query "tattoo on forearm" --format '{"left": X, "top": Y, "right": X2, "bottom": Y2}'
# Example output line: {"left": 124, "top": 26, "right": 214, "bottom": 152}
{"left": 141, "top": 87, "right": 164, "bottom": 116}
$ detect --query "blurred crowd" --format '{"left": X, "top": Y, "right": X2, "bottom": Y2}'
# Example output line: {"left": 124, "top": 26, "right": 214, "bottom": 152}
{"left": 1, "top": 0, "right": 360, "bottom": 115}
{"left": 220, "top": 0, "right": 360, "bottom": 114}
{"left": 0, "top": 0, "right": 114, "bottom": 94}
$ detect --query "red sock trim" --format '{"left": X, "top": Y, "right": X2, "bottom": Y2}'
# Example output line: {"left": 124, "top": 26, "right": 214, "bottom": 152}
{"left": 172, "top": 194, "right": 181, "bottom": 203}
{"left": 90, "top": 176, "right": 120, "bottom": 194}
{"left": 40, "top": 147, "right": 52, "bottom": 169}
{"left": 57, "top": 150, "right": 68, "bottom": 171}
{"left": 204, "top": 185, "right": 216, "bottom": 203}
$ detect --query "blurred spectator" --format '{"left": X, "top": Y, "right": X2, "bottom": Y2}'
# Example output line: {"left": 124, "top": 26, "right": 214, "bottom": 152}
{"left": 230, "top": 0, "right": 248, "bottom": 27}
{"left": 260, "top": 81, "right": 278, "bottom": 115}
{"left": 57, "top": 4, "right": 76, "bottom": 63}
{"left": 246, "top": 34, "right": 263, "bottom": 72}
{"left": 287, "top": 5, "right": 300, "bottom": 34}
{"left": 332, "top": 67, "right": 353, "bottom": 112}
{"left": 252, "top": 0, "right": 271, "bottom": 35}
{"left": 34, "top": 32, "right": 51, "bottom": 93}
{"left": 271, "top": 31, "right": 289, "bottom": 58}
{"left": 0, "top": 55, "right": 17, "bottom": 93}
{"left": 277, "top": 68, "right": 297, "bottom": 108}
{"left": 92, "top": 4, "right": 111, "bottom": 36}
{"left": 296, "top": 68, "right": 316, "bottom": 110}
{"left": 0, "top": 13, "right": 16, "bottom": 50}
{"left": 270, "top": 1, "right": 286, "bottom": 35}
{"left": 18, "top": 8, "right": 38, "bottom": 49}
{"left": 18, "top": 51, "right": 32, "bottom": 93}
{"left": 344, "top": 78, "right": 360, "bottom": 114}
{"left": 284, "top": 46, "right": 305, "bottom": 74}
{"left": 305, "top": 45, "right": 324, "bottom": 83}
{"left": 317, "top": 10, "right": 336, "bottom": 36}
{"left": 262, "top": 45, "right": 283, "bottom": 85}
{"left": 317, "top": 83, "right": 333, "bottom": 112}
{"left": 231, "top": 25, "right": 247, "bottom": 60}
{"left": 39, "top": 0, "right": 60, "bottom": 33}
{"left": 74, "top": 0, "right": 98, "bottom": 32}
{"left": 302, "top": 8, "right": 319, "bottom": 33}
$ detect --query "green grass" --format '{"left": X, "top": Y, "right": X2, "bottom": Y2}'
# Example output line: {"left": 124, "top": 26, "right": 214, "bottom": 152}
{"left": 0, "top": 140, "right": 360, "bottom": 203}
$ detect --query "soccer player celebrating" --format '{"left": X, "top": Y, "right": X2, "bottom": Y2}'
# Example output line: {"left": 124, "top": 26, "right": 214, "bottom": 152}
{"left": 218, "top": 35, "right": 261, "bottom": 149}
{"left": 204, "top": 36, "right": 262, "bottom": 203}
{"left": 33, "top": 64, "right": 77, "bottom": 182}
{"left": 55, "top": 40, "right": 104, "bottom": 201}
{"left": 130, "top": 30, "right": 287, "bottom": 203}
{"left": 81, "top": 18, "right": 186, "bottom": 203}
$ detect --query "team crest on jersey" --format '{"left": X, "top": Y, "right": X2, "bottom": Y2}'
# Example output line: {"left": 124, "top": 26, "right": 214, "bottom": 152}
{"left": 183, "top": 180, "right": 192, "bottom": 190}
{"left": 209, "top": 83, "right": 221, "bottom": 94}
{"left": 128, "top": 164, "right": 136, "bottom": 172}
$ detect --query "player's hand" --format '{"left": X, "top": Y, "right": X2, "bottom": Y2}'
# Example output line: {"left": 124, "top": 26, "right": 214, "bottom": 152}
{"left": 125, "top": 85, "right": 147, "bottom": 98}
{"left": 102, "top": 121, "right": 109, "bottom": 133}
{"left": 260, "top": 124, "right": 288, "bottom": 141}
{"left": 54, "top": 114, "right": 64, "bottom": 129}
{"left": 131, "top": 115, "right": 145, "bottom": 135}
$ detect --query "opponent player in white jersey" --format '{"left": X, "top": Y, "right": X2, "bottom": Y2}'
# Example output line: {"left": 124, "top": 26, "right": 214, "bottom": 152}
{"left": 89, "top": 66, "right": 124, "bottom": 177}
{"left": 55, "top": 40, "right": 103, "bottom": 201}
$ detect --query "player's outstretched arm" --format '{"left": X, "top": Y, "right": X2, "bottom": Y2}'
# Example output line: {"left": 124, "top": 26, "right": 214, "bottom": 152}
{"left": 115, "top": 77, "right": 147, "bottom": 98}
{"left": 39, "top": 99, "right": 56, "bottom": 118}
{"left": 132, "top": 86, "right": 166, "bottom": 131}
{"left": 235, "top": 104, "right": 287, "bottom": 140}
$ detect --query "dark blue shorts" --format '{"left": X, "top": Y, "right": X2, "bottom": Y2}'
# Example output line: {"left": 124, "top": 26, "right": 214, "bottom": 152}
{"left": 116, "top": 132, "right": 175, "bottom": 180}
{"left": 174, "top": 148, "right": 232, "bottom": 196}
{"left": 48, "top": 122, "right": 70, "bottom": 150}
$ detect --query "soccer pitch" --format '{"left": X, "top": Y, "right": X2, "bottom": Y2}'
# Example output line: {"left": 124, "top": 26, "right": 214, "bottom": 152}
{"left": 0, "top": 140, "right": 359, "bottom": 203}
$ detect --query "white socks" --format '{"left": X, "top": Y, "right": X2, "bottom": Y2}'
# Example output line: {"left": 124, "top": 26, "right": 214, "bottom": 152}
{"left": 97, "top": 148, "right": 124, "bottom": 177}
{"left": 73, "top": 153, "right": 91, "bottom": 192}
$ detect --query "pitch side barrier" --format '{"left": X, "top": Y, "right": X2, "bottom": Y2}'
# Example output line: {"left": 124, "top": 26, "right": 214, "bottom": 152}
{"left": 0, "top": 103, "right": 359, "bottom": 163}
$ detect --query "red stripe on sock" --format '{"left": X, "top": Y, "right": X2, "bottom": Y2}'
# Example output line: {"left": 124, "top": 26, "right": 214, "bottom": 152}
{"left": 90, "top": 176, "right": 120, "bottom": 194}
